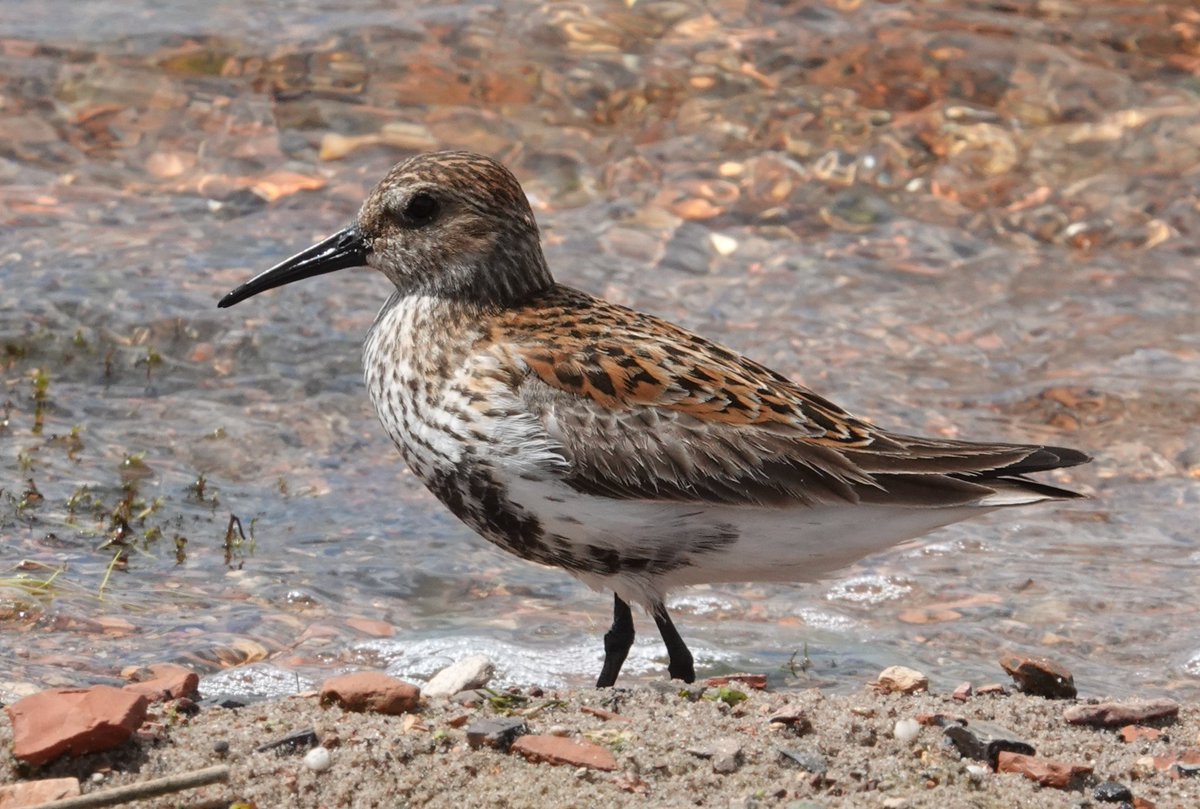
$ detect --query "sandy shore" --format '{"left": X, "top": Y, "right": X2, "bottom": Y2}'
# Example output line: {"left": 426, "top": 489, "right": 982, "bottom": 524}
{"left": 3, "top": 676, "right": 1197, "bottom": 808}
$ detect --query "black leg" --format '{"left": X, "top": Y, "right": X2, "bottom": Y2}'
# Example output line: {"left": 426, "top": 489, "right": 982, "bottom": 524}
{"left": 596, "top": 594, "right": 635, "bottom": 688}
{"left": 652, "top": 602, "right": 695, "bottom": 683}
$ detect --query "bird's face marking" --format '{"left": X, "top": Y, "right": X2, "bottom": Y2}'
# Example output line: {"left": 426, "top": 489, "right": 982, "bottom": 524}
{"left": 356, "top": 151, "right": 552, "bottom": 305}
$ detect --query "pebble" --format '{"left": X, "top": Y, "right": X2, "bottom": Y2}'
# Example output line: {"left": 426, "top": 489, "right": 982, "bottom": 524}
{"left": 708, "top": 232, "right": 739, "bottom": 256}
{"left": 687, "top": 737, "right": 743, "bottom": 774}
{"left": 510, "top": 735, "right": 617, "bottom": 771}
{"left": 943, "top": 719, "right": 1035, "bottom": 767}
{"left": 1063, "top": 699, "right": 1180, "bottom": 728}
{"left": 998, "top": 654, "right": 1077, "bottom": 699}
{"left": 964, "top": 764, "right": 989, "bottom": 782}
{"left": 1093, "top": 780, "right": 1134, "bottom": 803}
{"left": 893, "top": 718, "right": 920, "bottom": 743}
{"left": 768, "top": 706, "right": 812, "bottom": 735}
{"left": 874, "top": 666, "right": 928, "bottom": 694}
{"left": 319, "top": 672, "right": 419, "bottom": 716}
{"left": 421, "top": 655, "right": 495, "bottom": 699}
{"left": 256, "top": 728, "right": 319, "bottom": 755}
{"left": 465, "top": 717, "right": 528, "bottom": 752}
{"left": 996, "top": 751, "right": 1092, "bottom": 789}
{"left": 303, "top": 746, "right": 332, "bottom": 772}
{"left": 777, "top": 746, "right": 827, "bottom": 774}
{"left": 1119, "top": 725, "right": 1164, "bottom": 743}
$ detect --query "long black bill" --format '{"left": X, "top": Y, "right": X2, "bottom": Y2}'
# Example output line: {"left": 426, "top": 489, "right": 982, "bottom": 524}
{"left": 218, "top": 225, "right": 368, "bottom": 308}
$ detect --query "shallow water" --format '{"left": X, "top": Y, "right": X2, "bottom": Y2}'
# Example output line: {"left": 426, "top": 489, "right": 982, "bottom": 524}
{"left": 1, "top": 0, "right": 1198, "bottom": 700}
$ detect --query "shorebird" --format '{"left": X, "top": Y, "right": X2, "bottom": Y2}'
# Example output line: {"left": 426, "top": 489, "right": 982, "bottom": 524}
{"left": 219, "top": 151, "right": 1089, "bottom": 687}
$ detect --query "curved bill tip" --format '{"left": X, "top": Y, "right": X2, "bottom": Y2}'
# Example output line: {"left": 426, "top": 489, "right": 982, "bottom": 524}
{"left": 218, "top": 225, "right": 367, "bottom": 308}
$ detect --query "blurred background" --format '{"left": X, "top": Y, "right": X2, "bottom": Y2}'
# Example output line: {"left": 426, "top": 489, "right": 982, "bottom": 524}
{"left": 1, "top": 0, "right": 1197, "bottom": 701}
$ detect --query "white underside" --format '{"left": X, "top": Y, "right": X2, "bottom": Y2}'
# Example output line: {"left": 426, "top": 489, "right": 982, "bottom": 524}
{"left": 503, "top": 475, "right": 991, "bottom": 609}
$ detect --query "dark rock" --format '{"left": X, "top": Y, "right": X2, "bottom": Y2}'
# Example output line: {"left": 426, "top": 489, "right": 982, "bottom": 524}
{"left": 170, "top": 697, "right": 200, "bottom": 716}
{"left": 256, "top": 728, "right": 319, "bottom": 755}
{"left": 943, "top": 719, "right": 1035, "bottom": 768}
{"left": 465, "top": 717, "right": 528, "bottom": 752}
{"left": 998, "top": 654, "right": 1076, "bottom": 699}
{"left": 778, "top": 746, "right": 827, "bottom": 774}
{"left": 1093, "top": 781, "right": 1134, "bottom": 802}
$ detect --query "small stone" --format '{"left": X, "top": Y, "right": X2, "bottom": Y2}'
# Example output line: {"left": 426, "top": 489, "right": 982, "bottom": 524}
{"left": 1120, "top": 725, "right": 1164, "bottom": 743}
{"left": 1173, "top": 761, "right": 1200, "bottom": 779}
{"left": 893, "top": 718, "right": 920, "bottom": 743}
{"left": 6, "top": 686, "right": 149, "bottom": 765}
{"left": 975, "top": 683, "right": 1008, "bottom": 696}
{"left": 687, "top": 737, "right": 743, "bottom": 774}
{"left": 123, "top": 664, "right": 201, "bottom": 702}
{"left": 1132, "top": 755, "right": 1158, "bottom": 777}
{"left": 451, "top": 689, "right": 485, "bottom": 707}
{"left": 170, "top": 697, "right": 199, "bottom": 716}
{"left": 880, "top": 798, "right": 908, "bottom": 809}
{"left": 319, "top": 672, "right": 419, "bottom": 716}
{"left": 1093, "top": 780, "right": 1134, "bottom": 803}
{"left": 943, "top": 720, "right": 1035, "bottom": 768}
{"left": 303, "top": 746, "right": 331, "bottom": 772}
{"left": 465, "top": 717, "right": 528, "bottom": 752}
{"left": 256, "top": 728, "right": 319, "bottom": 755}
{"left": 1063, "top": 699, "right": 1180, "bottom": 728}
{"left": 951, "top": 682, "right": 972, "bottom": 702}
{"left": 213, "top": 739, "right": 230, "bottom": 755}
{"left": 511, "top": 735, "right": 616, "bottom": 771}
{"left": 874, "top": 666, "right": 928, "bottom": 694}
{"left": 965, "top": 764, "right": 989, "bottom": 782}
{"left": 708, "top": 233, "right": 739, "bottom": 256}
{"left": 0, "top": 778, "right": 81, "bottom": 806}
{"left": 998, "top": 654, "right": 1076, "bottom": 699}
{"left": 768, "top": 706, "right": 812, "bottom": 735}
{"left": 421, "top": 655, "right": 495, "bottom": 699}
{"left": 996, "top": 751, "right": 1092, "bottom": 789}
{"left": 778, "top": 746, "right": 827, "bottom": 774}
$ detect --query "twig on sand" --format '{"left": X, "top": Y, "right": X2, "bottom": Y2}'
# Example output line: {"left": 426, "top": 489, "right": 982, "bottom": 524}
{"left": 26, "top": 764, "right": 229, "bottom": 809}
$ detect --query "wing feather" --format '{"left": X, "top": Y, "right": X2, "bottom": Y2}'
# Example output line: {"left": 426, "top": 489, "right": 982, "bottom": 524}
{"left": 482, "top": 286, "right": 1087, "bottom": 508}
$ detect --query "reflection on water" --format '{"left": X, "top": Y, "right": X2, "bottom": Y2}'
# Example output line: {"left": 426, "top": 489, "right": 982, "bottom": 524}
{"left": 1, "top": 0, "right": 1198, "bottom": 700}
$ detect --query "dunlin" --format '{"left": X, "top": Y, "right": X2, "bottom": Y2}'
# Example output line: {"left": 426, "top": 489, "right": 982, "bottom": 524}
{"left": 220, "top": 151, "right": 1089, "bottom": 687}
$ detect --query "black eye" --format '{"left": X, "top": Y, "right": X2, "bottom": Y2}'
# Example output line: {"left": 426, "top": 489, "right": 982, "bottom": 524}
{"left": 401, "top": 192, "right": 439, "bottom": 226}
